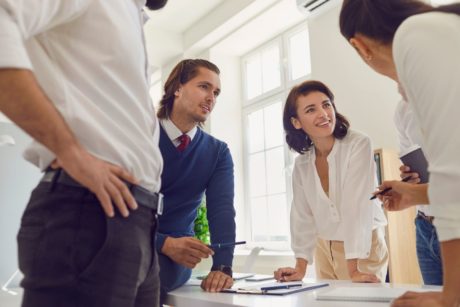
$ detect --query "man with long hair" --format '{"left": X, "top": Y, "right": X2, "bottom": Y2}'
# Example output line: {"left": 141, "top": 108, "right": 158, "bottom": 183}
{"left": 156, "top": 59, "right": 236, "bottom": 301}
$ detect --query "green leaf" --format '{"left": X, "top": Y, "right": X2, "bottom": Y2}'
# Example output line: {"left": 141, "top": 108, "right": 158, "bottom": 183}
{"left": 194, "top": 197, "right": 210, "bottom": 244}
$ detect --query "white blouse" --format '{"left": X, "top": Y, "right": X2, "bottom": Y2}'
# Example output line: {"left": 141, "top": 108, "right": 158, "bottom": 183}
{"left": 394, "top": 12, "right": 460, "bottom": 242}
{"left": 290, "top": 130, "right": 387, "bottom": 264}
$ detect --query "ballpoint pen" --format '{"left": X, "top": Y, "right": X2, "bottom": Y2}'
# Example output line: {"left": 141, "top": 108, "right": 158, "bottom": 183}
{"left": 260, "top": 283, "right": 303, "bottom": 291}
{"left": 208, "top": 241, "right": 246, "bottom": 249}
{"left": 370, "top": 176, "right": 413, "bottom": 200}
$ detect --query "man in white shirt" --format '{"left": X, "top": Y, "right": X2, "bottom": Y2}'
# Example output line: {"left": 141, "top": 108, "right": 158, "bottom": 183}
{"left": 0, "top": 1, "right": 167, "bottom": 306}
{"left": 394, "top": 87, "right": 442, "bottom": 286}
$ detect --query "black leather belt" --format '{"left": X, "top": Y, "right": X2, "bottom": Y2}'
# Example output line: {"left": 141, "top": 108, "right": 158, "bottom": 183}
{"left": 41, "top": 169, "right": 163, "bottom": 215}
{"left": 417, "top": 210, "right": 434, "bottom": 224}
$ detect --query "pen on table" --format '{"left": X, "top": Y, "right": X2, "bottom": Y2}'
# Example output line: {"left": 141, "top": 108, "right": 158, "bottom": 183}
{"left": 208, "top": 241, "right": 246, "bottom": 249}
{"left": 260, "top": 283, "right": 303, "bottom": 291}
{"left": 370, "top": 176, "right": 413, "bottom": 200}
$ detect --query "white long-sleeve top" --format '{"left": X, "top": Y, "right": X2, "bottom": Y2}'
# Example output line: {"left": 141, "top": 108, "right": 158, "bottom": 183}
{"left": 290, "top": 130, "right": 387, "bottom": 264}
{"left": 394, "top": 99, "right": 431, "bottom": 215}
{"left": 394, "top": 12, "right": 460, "bottom": 242}
{"left": 0, "top": 0, "right": 163, "bottom": 191}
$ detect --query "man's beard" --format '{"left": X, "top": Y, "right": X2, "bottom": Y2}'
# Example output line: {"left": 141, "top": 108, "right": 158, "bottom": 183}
{"left": 145, "top": 0, "right": 168, "bottom": 10}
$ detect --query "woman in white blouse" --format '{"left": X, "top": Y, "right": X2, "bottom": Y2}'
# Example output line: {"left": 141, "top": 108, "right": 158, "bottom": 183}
{"left": 274, "top": 80, "right": 388, "bottom": 283}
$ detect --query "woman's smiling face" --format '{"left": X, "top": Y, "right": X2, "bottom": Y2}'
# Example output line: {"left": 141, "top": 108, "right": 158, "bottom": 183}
{"left": 290, "top": 91, "right": 336, "bottom": 141}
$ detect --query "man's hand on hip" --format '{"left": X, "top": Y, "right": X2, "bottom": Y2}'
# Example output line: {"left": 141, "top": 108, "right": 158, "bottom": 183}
{"left": 161, "top": 237, "right": 214, "bottom": 268}
{"left": 53, "top": 144, "right": 139, "bottom": 218}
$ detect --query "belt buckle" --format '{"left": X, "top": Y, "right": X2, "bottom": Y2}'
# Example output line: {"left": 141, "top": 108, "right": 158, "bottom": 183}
{"left": 156, "top": 193, "right": 163, "bottom": 216}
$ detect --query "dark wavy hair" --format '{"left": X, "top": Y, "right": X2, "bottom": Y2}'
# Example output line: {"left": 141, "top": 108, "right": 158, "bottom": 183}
{"left": 283, "top": 80, "right": 349, "bottom": 154}
{"left": 339, "top": 0, "right": 460, "bottom": 43}
{"left": 157, "top": 59, "right": 220, "bottom": 120}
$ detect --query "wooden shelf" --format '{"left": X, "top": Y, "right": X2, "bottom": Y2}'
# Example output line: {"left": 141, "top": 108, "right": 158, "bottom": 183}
{"left": 374, "top": 148, "right": 422, "bottom": 285}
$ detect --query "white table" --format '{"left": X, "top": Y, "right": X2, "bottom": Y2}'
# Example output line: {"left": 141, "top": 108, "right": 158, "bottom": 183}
{"left": 0, "top": 288, "right": 22, "bottom": 307}
{"left": 1, "top": 282, "right": 441, "bottom": 307}
{"left": 166, "top": 280, "right": 441, "bottom": 307}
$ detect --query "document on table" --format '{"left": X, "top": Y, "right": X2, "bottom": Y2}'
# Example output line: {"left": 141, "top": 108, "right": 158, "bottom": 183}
{"left": 316, "top": 286, "right": 442, "bottom": 302}
{"left": 222, "top": 281, "right": 329, "bottom": 296}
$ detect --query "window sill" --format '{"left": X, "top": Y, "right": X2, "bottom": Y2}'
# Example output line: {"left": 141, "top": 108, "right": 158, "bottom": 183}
{"left": 234, "top": 247, "right": 294, "bottom": 257}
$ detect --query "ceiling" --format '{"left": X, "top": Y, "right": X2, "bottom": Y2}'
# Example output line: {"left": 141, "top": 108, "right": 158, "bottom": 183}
{"left": 144, "top": 0, "right": 309, "bottom": 70}
{"left": 146, "top": 0, "right": 224, "bottom": 33}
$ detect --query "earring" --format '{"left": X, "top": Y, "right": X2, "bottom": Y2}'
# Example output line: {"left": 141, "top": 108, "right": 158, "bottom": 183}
{"left": 365, "top": 54, "right": 373, "bottom": 62}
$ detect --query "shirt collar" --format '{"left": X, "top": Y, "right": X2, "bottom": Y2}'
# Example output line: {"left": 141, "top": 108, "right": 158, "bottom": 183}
{"left": 160, "top": 118, "right": 197, "bottom": 142}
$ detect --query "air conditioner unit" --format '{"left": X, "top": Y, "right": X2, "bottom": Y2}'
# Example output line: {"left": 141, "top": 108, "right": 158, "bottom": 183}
{"left": 296, "top": 0, "right": 341, "bottom": 17}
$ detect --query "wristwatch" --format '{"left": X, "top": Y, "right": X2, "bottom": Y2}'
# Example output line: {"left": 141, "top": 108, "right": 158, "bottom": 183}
{"left": 211, "top": 265, "right": 233, "bottom": 278}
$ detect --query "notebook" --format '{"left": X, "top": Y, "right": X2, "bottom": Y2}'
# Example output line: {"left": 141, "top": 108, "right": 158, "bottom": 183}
{"left": 400, "top": 147, "right": 429, "bottom": 183}
{"left": 316, "top": 286, "right": 441, "bottom": 302}
{"left": 222, "top": 281, "right": 329, "bottom": 296}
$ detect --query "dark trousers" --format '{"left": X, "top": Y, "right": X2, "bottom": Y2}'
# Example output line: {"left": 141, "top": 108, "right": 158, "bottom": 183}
{"left": 17, "top": 181, "right": 160, "bottom": 307}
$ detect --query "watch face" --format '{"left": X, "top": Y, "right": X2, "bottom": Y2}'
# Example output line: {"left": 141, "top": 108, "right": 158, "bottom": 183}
{"left": 213, "top": 265, "right": 233, "bottom": 277}
{"left": 221, "top": 266, "right": 233, "bottom": 277}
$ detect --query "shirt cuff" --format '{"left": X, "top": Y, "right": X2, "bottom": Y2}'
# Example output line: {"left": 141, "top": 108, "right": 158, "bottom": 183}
{"left": 293, "top": 253, "right": 313, "bottom": 265}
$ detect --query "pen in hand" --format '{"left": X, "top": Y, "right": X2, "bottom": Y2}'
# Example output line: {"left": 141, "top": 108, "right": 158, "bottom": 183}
{"left": 208, "top": 241, "right": 246, "bottom": 249}
{"left": 370, "top": 176, "right": 413, "bottom": 200}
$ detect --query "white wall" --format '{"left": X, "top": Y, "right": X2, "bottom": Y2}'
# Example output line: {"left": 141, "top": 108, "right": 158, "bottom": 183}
{"left": 308, "top": 6, "right": 400, "bottom": 151}
{"left": 0, "top": 123, "right": 41, "bottom": 286}
{"left": 207, "top": 52, "right": 245, "bottom": 242}
{"left": 0, "top": 112, "right": 10, "bottom": 123}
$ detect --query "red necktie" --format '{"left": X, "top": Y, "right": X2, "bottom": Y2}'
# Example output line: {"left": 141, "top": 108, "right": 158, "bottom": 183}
{"left": 177, "top": 134, "right": 191, "bottom": 152}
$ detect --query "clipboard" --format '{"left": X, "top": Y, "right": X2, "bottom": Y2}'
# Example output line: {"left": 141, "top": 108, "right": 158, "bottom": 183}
{"left": 400, "top": 147, "right": 429, "bottom": 183}
{"left": 221, "top": 281, "right": 329, "bottom": 296}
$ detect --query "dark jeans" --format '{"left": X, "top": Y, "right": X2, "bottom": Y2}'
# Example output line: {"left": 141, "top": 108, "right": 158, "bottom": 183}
{"left": 415, "top": 213, "right": 443, "bottom": 285}
{"left": 17, "top": 181, "right": 160, "bottom": 307}
{"left": 158, "top": 252, "right": 192, "bottom": 304}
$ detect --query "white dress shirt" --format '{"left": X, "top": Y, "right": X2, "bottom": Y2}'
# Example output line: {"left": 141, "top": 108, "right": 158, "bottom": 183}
{"left": 394, "top": 99, "right": 431, "bottom": 215}
{"left": 160, "top": 119, "right": 197, "bottom": 146}
{"left": 394, "top": 12, "right": 460, "bottom": 242}
{"left": 0, "top": 0, "right": 163, "bottom": 191}
{"left": 290, "top": 130, "right": 387, "bottom": 264}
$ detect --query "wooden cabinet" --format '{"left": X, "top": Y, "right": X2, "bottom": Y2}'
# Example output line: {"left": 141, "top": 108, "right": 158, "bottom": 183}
{"left": 374, "top": 148, "right": 422, "bottom": 284}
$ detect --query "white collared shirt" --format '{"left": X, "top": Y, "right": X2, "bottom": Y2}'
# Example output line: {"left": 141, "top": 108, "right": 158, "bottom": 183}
{"left": 290, "top": 130, "right": 387, "bottom": 263}
{"left": 0, "top": 0, "right": 163, "bottom": 191}
{"left": 160, "top": 119, "right": 197, "bottom": 146}
{"left": 394, "top": 99, "right": 431, "bottom": 214}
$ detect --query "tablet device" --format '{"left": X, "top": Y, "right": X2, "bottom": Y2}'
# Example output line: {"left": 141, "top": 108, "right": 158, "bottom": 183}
{"left": 400, "top": 147, "right": 429, "bottom": 183}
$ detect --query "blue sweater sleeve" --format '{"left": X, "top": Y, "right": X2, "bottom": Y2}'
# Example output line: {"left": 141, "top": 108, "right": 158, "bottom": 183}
{"left": 156, "top": 232, "right": 168, "bottom": 254}
{"left": 206, "top": 143, "right": 236, "bottom": 267}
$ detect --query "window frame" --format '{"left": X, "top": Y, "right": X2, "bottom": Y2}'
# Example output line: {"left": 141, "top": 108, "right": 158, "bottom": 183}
{"left": 241, "top": 22, "right": 311, "bottom": 250}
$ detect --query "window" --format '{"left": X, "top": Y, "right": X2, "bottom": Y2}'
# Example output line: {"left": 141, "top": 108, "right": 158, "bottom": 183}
{"left": 243, "top": 43, "right": 282, "bottom": 101}
{"left": 242, "top": 23, "right": 311, "bottom": 249}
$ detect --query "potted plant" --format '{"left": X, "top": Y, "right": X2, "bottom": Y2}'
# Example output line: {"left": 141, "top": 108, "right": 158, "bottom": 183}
{"left": 194, "top": 198, "right": 210, "bottom": 244}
